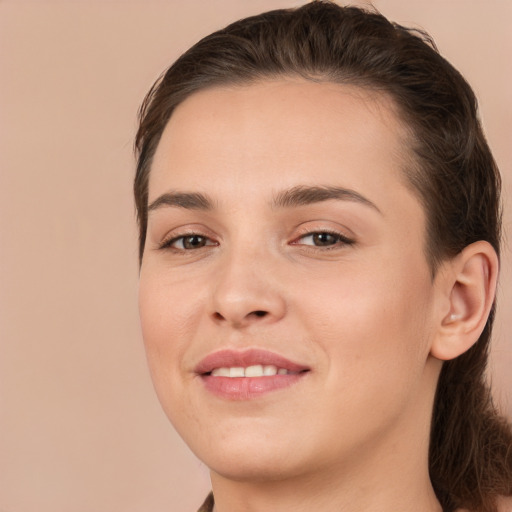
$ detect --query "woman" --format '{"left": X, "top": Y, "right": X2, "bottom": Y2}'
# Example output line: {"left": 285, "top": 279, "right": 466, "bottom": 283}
{"left": 134, "top": 2, "right": 512, "bottom": 511}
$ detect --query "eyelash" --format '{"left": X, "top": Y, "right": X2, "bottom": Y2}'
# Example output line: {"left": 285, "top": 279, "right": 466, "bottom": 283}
{"left": 292, "top": 230, "right": 355, "bottom": 249}
{"left": 158, "top": 233, "right": 217, "bottom": 251}
{"left": 158, "top": 229, "right": 354, "bottom": 252}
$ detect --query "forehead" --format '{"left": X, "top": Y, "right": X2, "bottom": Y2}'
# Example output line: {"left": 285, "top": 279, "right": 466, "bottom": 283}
{"left": 149, "top": 79, "right": 417, "bottom": 213}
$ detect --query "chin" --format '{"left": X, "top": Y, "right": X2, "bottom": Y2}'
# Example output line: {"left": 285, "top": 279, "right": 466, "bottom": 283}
{"left": 185, "top": 427, "right": 305, "bottom": 482}
{"left": 207, "top": 451, "right": 300, "bottom": 483}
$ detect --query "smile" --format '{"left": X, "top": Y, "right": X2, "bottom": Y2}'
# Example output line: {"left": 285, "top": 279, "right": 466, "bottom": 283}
{"left": 210, "top": 365, "right": 298, "bottom": 377}
{"left": 196, "top": 349, "right": 310, "bottom": 400}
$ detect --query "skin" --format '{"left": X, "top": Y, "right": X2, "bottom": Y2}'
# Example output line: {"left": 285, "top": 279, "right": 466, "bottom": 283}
{"left": 138, "top": 80, "right": 495, "bottom": 512}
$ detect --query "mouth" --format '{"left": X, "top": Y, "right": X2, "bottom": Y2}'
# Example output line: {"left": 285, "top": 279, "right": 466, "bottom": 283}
{"left": 195, "top": 349, "right": 310, "bottom": 400}
{"left": 209, "top": 364, "right": 302, "bottom": 377}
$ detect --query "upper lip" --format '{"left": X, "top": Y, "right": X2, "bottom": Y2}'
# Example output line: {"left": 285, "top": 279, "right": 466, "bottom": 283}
{"left": 195, "top": 348, "right": 310, "bottom": 375}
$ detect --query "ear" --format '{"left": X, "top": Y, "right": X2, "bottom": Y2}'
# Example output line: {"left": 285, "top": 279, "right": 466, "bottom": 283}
{"left": 430, "top": 241, "right": 499, "bottom": 361}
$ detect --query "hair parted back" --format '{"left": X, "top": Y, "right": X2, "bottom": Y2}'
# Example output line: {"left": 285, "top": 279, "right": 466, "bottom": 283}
{"left": 134, "top": 2, "right": 512, "bottom": 510}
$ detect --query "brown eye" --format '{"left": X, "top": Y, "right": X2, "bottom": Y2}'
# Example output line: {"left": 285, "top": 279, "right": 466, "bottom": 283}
{"left": 311, "top": 232, "right": 339, "bottom": 246}
{"left": 161, "top": 234, "right": 216, "bottom": 251}
{"left": 178, "top": 235, "right": 208, "bottom": 249}
{"left": 297, "top": 231, "right": 353, "bottom": 247}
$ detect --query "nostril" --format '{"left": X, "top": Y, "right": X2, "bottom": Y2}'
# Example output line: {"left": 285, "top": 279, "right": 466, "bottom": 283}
{"left": 211, "top": 309, "right": 270, "bottom": 325}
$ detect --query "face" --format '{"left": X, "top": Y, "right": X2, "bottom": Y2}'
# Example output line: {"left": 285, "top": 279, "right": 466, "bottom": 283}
{"left": 139, "top": 80, "right": 443, "bottom": 483}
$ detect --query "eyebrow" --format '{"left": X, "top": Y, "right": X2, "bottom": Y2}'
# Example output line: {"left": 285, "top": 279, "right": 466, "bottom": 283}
{"left": 147, "top": 185, "right": 381, "bottom": 214}
{"left": 271, "top": 185, "right": 381, "bottom": 213}
{"left": 148, "top": 192, "right": 214, "bottom": 212}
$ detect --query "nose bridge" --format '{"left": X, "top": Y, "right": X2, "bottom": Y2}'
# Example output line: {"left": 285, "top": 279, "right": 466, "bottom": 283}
{"left": 209, "top": 238, "right": 285, "bottom": 327}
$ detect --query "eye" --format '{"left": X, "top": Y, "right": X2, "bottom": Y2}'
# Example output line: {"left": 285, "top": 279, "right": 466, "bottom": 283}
{"left": 294, "top": 231, "right": 354, "bottom": 248}
{"left": 161, "top": 234, "right": 217, "bottom": 250}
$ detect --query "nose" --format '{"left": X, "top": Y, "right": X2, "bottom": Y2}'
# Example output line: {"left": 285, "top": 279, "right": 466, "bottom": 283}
{"left": 209, "top": 248, "right": 286, "bottom": 329}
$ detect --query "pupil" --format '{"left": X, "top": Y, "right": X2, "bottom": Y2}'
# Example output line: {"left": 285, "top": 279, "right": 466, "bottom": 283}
{"left": 314, "top": 233, "right": 336, "bottom": 246}
{"left": 184, "top": 235, "right": 205, "bottom": 249}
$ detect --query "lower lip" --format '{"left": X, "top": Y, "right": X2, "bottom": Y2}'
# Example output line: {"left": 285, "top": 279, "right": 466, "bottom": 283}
{"left": 201, "top": 373, "right": 307, "bottom": 400}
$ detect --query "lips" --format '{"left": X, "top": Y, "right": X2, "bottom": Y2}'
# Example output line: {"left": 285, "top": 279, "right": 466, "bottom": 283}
{"left": 196, "top": 348, "right": 308, "bottom": 374}
{"left": 195, "top": 348, "right": 310, "bottom": 400}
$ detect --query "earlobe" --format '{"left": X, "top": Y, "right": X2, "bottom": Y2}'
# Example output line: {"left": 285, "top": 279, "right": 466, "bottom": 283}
{"left": 430, "top": 241, "right": 499, "bottom": 361}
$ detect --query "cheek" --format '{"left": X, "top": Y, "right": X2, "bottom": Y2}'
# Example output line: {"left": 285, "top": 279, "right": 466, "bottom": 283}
{"left": 298, "top": 279, "right": 434, "bottom": 450}
{"left": 138, "top": 270, "right": 197, "bottom": 385}
{"left": 139, "top": 265, "right": 201, "bottom": 343}
{"left": 138, "top": 272, "right": 207, "bottom": 429}
{"left": 298, "top": 259, "right": 435, "bottom": 390}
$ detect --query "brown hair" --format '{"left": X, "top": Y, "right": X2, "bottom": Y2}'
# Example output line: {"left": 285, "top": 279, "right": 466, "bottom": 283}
{"left": 134, "top": 2, "right": 512, "bottom": 510}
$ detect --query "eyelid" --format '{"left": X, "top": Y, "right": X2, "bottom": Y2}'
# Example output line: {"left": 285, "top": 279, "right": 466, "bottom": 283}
{"left": 155, "top": 222, "right": 355, "bottom": 252}
{"left": 290, "top": 220, "right": 355, "bottom": 242}
{"left": 167, "top": 235, "right": 217, "bottom": 250}
{"left": 292, "top": 229, "right": 354, "bottom": 246}
{"left": 158, "top": 227, "right": 219, "bottom": 251}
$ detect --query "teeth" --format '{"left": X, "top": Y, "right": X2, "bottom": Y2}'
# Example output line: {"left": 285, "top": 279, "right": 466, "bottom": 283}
{"left": 210, "top": 364, "right": 290, "bottom": 377}
{"left": 211, "top": 367, "right": 230, "bottom": 377}
{"left": 229, "top": 367, "right": 245, "bottom": 377}
{"left": 245, "top": 365, "right": 264, "bottom": 377}
{"left": 263, "top": 365, "right": 278, "bottom": 376}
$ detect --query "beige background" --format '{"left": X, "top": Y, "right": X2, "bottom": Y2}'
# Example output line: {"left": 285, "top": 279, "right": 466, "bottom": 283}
{"left": 0, "top": 1, "right": 510, "bottom": 511}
